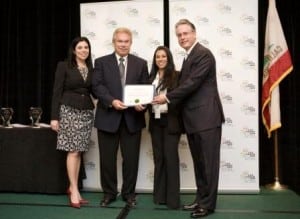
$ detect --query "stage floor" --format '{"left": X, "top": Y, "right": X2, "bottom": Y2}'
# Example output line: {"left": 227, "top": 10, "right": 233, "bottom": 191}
{"left": 0, "top": 188, "right": 299, "bottom": 219}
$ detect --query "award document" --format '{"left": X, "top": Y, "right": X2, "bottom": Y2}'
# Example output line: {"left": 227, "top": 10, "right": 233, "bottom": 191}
{"left": 123, "top": 84, "right": 155, "bottom": 106}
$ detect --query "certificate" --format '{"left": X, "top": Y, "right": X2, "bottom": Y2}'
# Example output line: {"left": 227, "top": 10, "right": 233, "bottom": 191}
{"left": 123, "top": 84, "right": 155, "bottom": 106}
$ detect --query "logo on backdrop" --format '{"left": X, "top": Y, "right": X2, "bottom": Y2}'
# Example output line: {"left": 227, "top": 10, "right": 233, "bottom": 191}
{"left": 83, "top": 9, "right": 96, "bottom": 18}
{"left": 241, "top": 171, "right": 256, "bottom": 183}
{"left": 221, "top": 137, "right": 234, "bottom": 149}
{"left": 195, "top": 16, "right": 209, "bottom": 25}
{"left": 146, "top": 149, "right": 154, "bottom": 161}
{"left": 219, "top": 48, "right": 233, "bottom": 58}
{"left": 218, "top": 26, "right": 232, "bottom": 36}
{"left": 224, "top": 117, "right": 233, "bottom": 126}
{"left": 89, "top": 139, "right": 97, "bottom": 148}
{"left": 220, "top": 92, "right": 233, "bottom": 104}
{"left": 241, "top": 36, "right": 256, "bottom": 47}
{"left": 241, "top": 149, "right": 256, "bottom": 160}
{"left": 240, "top": 14, "right": 256, "bottom": 24}
{"left": 199, "top": 38, "right": 209, "bottom": 47}
{"left": 105, "top": 19, "right": 118, "bottom": 28}
{"left": 241, "top": 103, "right": 256, "bottom": 115}
{"left": 147, "top": 38, "right": 161, "bottom": 48}
{"left": 103, "top": 40, "right": 113, "bottom": 50}
{"left": 241, "top": 81, "right": 256, "bottom": 93}
{"left": 125, "top": 7, "right": 139, "bottom": 17}
{"left": 217, "top": 3, "right": 232, "bottom": 14}
{"left": 220, "top": 161, "right": 233, "bottom": 172}
{"left": 130, "top": 51, "right": 140, "bottom": 57}
{"left": 178, "top": 137, "right": 188, "bottom": 149}
{"left": 219, "top": 70, "right": 233, "bottom": 81}
{"left": 147, "top": 17, "right": 161, "bottom": 25}
{"left": 171, "top": 5, "right": 187, "bottom": 15}
{"left": 85, "top": 161, "right": 96, "bottom": 170}
{"left": 180, "top": 162, "right": 188, "bottom": 172}
{"left": 174, "top": 49, "right": 186, "bottom": 61}
{"left": 131, "top": 29, "right": 139, "bottom": 39}
{"left": 146, "top": 170, "right": 154, "bottom": 183}
{"left": 241, "top": 127, "right": 256, "bottom": 138}
{"left": 241, "top": 58, "right": 256, "bottom": 70}
{"left": 82, "top": 31, "right": 96, "bottom": 39}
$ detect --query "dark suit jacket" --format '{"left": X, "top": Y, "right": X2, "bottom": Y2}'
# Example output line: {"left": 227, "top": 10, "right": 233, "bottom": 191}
{"left": 148, "top": 72, "right": 183, "bottom": 134}
{"left": 166, "top": 43, "right": 225, "bottom": 134}
{"left": 51, "top": 61, "right": 94, "bottom": 120}
{"left": 92, "top": 53, "right": 149, "bottom": 133}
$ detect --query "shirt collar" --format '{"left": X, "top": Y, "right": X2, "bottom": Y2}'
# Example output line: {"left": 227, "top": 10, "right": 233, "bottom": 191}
{"left": 115, "top": 54, "right": 128, "bottom": 63}
{"left": 185, "top": 41, "right": 197, "bottom": 57}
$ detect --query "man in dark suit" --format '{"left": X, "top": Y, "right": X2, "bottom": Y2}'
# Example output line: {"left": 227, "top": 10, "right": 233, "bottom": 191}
{"left": 153, "top": 19, "right": 225, "bottom": 218}
{"left": 92, "top": 27, "right": 149, "bottom": 207}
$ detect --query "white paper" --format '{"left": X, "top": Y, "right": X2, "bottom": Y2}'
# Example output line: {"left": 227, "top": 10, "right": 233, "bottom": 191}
{"left": 123, "top": 85, "right": 155, "bottom": 106}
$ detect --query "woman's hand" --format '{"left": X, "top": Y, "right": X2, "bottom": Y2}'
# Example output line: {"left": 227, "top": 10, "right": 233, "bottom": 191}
{"left": 50, "top": 120, "right": 59, "bottom": 132}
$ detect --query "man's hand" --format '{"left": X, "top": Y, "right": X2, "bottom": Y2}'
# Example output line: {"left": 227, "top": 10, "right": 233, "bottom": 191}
{"left": 152, "top": 94, "right": 167, "bottom": 105}
{"left": 134, "top": 104, "right": 146, "bottom": 112}
{"left": 112, "top": 99, "right": 128, "bottom": 110}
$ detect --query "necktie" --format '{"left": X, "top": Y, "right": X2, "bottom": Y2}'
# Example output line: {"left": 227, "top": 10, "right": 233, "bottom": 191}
{"left": 182, "top": 53, "right": 188, "bottom": 67}
{"left": 119, "top": 57, "right": 125, "bottom": 87}
{"left": 184, "top": 52, "right": 189, "bottom": 62}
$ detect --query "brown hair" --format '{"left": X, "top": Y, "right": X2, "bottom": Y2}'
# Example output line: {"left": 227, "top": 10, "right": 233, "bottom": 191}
{"left": 175, "top": 18, "right": 196, "bottom": 32}
{"left": 149, "top": 46, "right": 179, "bottom": 91}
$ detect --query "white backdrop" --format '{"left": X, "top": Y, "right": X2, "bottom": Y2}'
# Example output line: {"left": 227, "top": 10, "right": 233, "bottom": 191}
{"left": 169, "top": 0, "right": 259, "bottom": 193}
{"left": 80, "top": 0, "right": 164, "bottom": 192}
{"left": 81, "top": 0, "right": 259, "bottom": 193}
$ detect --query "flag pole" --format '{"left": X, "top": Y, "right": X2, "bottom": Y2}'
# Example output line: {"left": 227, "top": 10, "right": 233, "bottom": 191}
{"left": 265, "top": 130, "right": 287, "bottom": 190}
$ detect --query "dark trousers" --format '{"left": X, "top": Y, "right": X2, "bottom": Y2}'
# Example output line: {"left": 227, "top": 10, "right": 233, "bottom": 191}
{"left": 97, "top": 119, "right": 141, "bottom": 200}
{"left": 187, "top": 127, "right": 222, "bottom": 210}
{"left": 150, "top": 124, "right": 181, "bottom": 209}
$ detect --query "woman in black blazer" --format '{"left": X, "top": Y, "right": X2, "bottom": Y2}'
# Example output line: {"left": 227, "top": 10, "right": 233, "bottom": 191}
{"left": 50, "top": 36, "right": 94, "bottom": 208}
{"left": 149, "top": 46, "right": 183, "bottom": 209}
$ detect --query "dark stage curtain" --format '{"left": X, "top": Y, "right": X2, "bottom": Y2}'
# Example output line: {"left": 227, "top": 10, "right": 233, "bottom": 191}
{"left": 0, "top": 0, "right": 83, "bottom": 125}
{"left": 0, "top": 0, "right": 299, "bottom": 193}
{"left": 259, "top": 0, "right": 300, "bottom": 194}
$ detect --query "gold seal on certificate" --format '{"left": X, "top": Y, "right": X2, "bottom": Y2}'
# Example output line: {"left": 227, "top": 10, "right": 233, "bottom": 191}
{"left": 123, "top": 85, "right": 155, "bottom": 106}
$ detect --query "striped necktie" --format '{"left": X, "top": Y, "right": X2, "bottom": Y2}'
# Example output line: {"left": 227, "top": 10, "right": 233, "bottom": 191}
{"left": 119, "top": 57, "right": 125, "bottom": 87}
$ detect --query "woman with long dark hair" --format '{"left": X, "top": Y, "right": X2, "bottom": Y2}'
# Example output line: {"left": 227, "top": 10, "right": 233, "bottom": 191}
{"left": 149, "top": 46, "right": 183, "bottom": 209}
{"left": 50, "top": 36, "right": 94, "bottom": 208}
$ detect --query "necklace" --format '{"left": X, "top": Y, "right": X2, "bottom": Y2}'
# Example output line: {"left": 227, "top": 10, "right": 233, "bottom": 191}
{"left": 78, "top": 66, "right": 88, "bottom": 81}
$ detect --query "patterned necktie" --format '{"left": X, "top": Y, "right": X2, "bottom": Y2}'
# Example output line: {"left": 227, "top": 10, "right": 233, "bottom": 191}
{"left": 119, "top": 57, "right": 125, "bottom": 87}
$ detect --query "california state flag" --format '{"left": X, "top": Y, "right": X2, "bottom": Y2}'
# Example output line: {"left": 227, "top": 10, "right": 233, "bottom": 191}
{"left": 262, "top": 0, "right": 293, "bottom": 138}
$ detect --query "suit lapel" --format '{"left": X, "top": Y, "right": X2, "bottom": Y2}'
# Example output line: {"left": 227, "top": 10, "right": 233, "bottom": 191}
{"left": 108, "top": 53, "right": 122, "bottom": 83}
{"left": 186, "top": 42, "right": 199, "bottom": 63}
{"left": 180, "top": 43, "right": 200, "bottom": 81}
